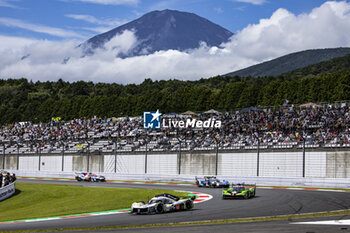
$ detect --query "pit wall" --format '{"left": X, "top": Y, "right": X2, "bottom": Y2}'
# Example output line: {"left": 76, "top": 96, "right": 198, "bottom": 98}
{"left": 2, "top": 151, "right": 350, "bottom": 188}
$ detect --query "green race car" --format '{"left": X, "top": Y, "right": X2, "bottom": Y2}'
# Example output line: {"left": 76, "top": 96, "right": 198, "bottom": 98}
{"left": 222, "top": 183, "right": 256, "bottom": 199}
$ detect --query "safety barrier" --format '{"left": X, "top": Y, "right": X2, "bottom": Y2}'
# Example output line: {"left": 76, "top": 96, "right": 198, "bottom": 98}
{"left": 0, "top": 182, "right": 15, "bottom": 201}
{"left": 11, "top": 170, "right": 350, "bottom": 189}
{"left": 3, "top": 150, "right": 350, "bottom": 178}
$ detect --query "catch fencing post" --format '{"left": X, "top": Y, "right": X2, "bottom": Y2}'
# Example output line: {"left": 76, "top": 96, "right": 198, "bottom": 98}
{"left": 61, "top": 142, "right": 65, "bottom": 172}
{"left": 145, "top": 139, "right": 148, "bottom": 174}
{"left": 257, "top": 140, "right": 260, "bottom": 177}
{"left": 38, "top": 147, "right": 41, "bottom": 171}
{"left": 215, "top": 141, "right": 218, "bottom": 176}
{"left": 17, "top": 144, "right": 19, "bottom": 170}
{"left": 114, "top": 142, "right": 117, "bottom": 173}
{"left": 302, "top": 138, "right": 306, "bottom": 177}
{"left": 2, "top": 144, "right": 5, "bottom": 169}
{"left": 178, "top": 140, "right": 182, "bottom": 175}
{"left": 87, "top": 142, "right": 90, "bottom": 172}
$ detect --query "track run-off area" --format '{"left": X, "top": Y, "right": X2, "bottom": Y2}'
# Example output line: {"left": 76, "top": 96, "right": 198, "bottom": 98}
{"left": 0, "top": 178, "right": 350, "bottom": 232}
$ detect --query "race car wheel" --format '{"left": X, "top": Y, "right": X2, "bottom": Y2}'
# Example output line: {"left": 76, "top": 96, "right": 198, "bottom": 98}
{"left": 156, "top": 203, "right": 164, "bottom": 214}
{"left": 76, "top": 177, "right": 82, "bottom": 182}
{"left": 180, "top": 203, "right": 185, "bottom": 210}
{"left": 186, "top": 201, "right": 192, "bottom": 209}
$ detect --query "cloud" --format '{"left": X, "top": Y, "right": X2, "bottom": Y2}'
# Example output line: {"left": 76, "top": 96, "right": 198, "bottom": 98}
{"left": 62, "top": 0, "right": 138, "bottom": 6}
{"left": 214, "top": 7, "right": 223, "bottom": 14}
{"left": 65, "top": 14, "right": 127, "bottom": 32}
{"left": 0, "top": 0, "right": 20, "bottom": 8}
{"left": 65, "top": 14, "right": 126, "bottom": 26}
{"left": 1, "top": 1, "right": 350, "bottom": 84}
{"left": 233, "top": 0, "right": 266, "bottom": 5}
{"left": 0, "top": 17, "right": 86, "bottom": 38}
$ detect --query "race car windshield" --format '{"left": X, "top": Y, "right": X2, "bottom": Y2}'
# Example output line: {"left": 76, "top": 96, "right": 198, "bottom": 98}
{"left": 148, "top": 199, "right": 161, "bottom": 204}
{"left": 232, "top": 187, "right": 245, "bottom": 192}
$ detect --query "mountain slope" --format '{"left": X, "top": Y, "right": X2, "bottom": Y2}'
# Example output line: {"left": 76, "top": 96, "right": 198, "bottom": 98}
{"left": 281, "top": 53, "right": 350, "bottom": 78}
{"left": 225, "top": 47, "right": 350, "bottom": 77}
{"left": 82, "top": 9, "right": 233, "bottom": 57}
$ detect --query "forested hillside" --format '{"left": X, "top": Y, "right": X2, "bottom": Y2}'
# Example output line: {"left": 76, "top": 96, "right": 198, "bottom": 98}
{"left": 1, "top": 68, "right": 350, "bottom": 125}
{"left": 281, "top": 53, "right": 350, "bottom": 78}
{"left": 225, "top": 47, "right": 350, "bottom": 77}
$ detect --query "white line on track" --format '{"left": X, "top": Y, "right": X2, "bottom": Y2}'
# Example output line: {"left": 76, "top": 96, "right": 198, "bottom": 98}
{"left": 292, "top": 219, "right": 350, "bottom": 225}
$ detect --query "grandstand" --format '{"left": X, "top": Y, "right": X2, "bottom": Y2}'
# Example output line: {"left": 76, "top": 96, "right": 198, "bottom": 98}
{"left": 0, "top": 102, "right": 350, "bottom": 155}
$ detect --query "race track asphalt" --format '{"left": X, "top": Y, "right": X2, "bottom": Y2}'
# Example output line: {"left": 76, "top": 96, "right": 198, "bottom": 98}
{"left": 1, "top": 179, "right": 349, "bottom": 232}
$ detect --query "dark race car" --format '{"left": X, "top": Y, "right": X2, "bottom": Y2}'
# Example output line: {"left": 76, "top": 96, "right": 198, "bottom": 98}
{"left": 222, "top": 183, "right": 256, "bottom": 199}
{"left": 75, "top": 172, "right": 106, "bottom": 182}
{"left": 130, "top": 193, "right": 195, "bottom": 214}
{"left": 195, "top": 176, "right": 229, "bottom": 188}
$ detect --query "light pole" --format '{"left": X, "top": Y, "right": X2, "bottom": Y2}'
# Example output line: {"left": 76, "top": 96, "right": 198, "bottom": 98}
{"left": 2, "top": 142, "right": 5, "bottom": 169}
{"left": 61, "top": 141, "right": 65, "bottom": 172}
{"left": 38, "top": 141, "right": 41, "bottom": 171}
{"left": 176, "top": 129, "right": 183, "bottom": 175}
{"left": 302, "top": 133, "right": 306, "bottom": 178}
{"left": 254, "top": 132, "right": 260, "bottom": 177}
{"left": 215, "top": 131, "right": 221, "bottom": 176}
{"left": 114, "top": 138, "right": 118, "bottom": 174}
{"left": 87, "top": 141, "right": 90, "bottom": 172}
{"left": 16, "top": 142, "right": 19, "bottom": 171}
{"left": 144, "top": 131, "right": 148, "bottom": 174}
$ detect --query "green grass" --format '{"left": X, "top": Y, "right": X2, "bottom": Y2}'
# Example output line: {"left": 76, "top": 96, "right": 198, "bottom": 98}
{"left": 0, "top": 183, "right": 187, "bottom": 222}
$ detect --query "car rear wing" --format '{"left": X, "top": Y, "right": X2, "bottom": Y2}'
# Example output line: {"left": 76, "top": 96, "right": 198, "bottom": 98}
{"left": 155, "top": 193, "right": 180, "bottom": 201}
{"left": 231, "top": 183, "right": 256, "bottom": 188}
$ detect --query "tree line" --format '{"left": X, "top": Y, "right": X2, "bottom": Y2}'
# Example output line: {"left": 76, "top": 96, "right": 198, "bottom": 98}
{"left": 1, "top": 71, "right": 350, "bottom": 125}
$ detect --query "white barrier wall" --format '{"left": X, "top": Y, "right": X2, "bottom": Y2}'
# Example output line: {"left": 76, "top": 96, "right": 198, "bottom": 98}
{"left": 116, "top": 154, "right": 145, "bottom": 174}
{"left": 147, "top": 154, "right": 177, "bottom": 174}
{"left": 306, "top": 152, "right": 327, "bottom": 177}
{"left": 40, "top": 155, "right": 62, "bottom": 171}
{"left": 219, "top": 153, "right": 257, "bottom": 176}
{"left": 63, "top": 155, "right": 73, "bottom": 172}
{"left": 180, "top": 153, "right": 216, "bottom": 175}
{"left": 259, "top": 152, "right": 303, "bottom": 177}
{"left": 7, "top": 150, "right": 350, "bottom": 179}
{"left": 326, "top": 151, "right": 350, "bottom": 178}
{"left": 104, "top": 155, "right": 116, "bottom": 173}
{"left": 19, "top": 156, "right": 39, "bottom": 171}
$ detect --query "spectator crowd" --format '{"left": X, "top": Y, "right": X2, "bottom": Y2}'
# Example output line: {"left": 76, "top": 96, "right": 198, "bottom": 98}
{"left": 0, "top": 103, "right": 350, "bottom": 154}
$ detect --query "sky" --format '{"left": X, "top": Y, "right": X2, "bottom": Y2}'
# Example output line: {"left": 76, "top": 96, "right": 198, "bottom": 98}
{"left": 0, "top": 0, "right": 350, "bottom": 84}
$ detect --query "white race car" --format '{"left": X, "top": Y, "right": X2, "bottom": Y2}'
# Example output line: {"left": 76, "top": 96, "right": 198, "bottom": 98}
{"left": 130, "top": 193, "right": 195, "bottom": 214}
{"left": 75, "top": 172, "right": 106, "bottom": 182}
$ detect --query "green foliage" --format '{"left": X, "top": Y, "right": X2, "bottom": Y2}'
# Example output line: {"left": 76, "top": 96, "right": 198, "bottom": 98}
{"left": 1, "top": 68, "right": 350, "bottom": 124}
